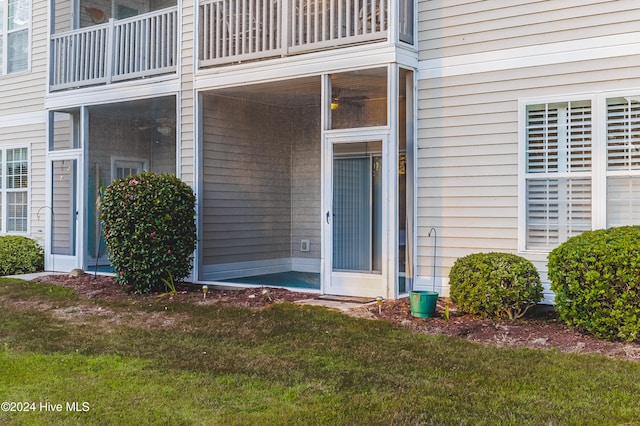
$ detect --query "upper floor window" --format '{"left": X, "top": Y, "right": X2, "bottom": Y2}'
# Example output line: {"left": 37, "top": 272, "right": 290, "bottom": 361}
{"left": 521, "top": 94, "right": 640, "bottom": 251}
{"left": 0, "top": 0, "right": 29, "bottom": 75}
{"left": 0, "top": 147, "right": 29, "bottom": 233}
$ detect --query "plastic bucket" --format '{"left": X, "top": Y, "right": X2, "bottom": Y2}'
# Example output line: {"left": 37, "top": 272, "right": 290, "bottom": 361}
{"left": 410, "top": 291, "right": 439, "bottom": 318}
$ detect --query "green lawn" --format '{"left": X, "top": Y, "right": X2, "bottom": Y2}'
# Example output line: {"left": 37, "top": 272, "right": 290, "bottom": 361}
{"left": 0, "top": 278, "right": 639, "bottom": 425}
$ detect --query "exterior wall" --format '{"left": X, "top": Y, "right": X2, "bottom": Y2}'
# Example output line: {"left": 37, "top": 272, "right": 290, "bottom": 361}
{"left": 419, "top": 0, "right": 640, "bottom": 60}
{"left": 0, "top": 0, "right": 48, "bottom": 116}
{"left": 0, "top": 124, "right": 47, "bottom": 244}
{"left": 416, "top": 1, "right": 640, "bottom": 299}
{"left": 0, "top": 0, "right": 49, "bottom": 244}
{"left": 180, "top": 0, "right": 194, "bottom": 185}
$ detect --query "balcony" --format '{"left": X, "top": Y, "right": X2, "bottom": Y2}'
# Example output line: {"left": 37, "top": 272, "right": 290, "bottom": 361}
{"left": 48, "top": 0, "right": 412, "bottom": 91}
{"left": 50, "top": 7, "right": 178, "bottom": 91}
{"left": 199, "top": 0, "right": 412, "bottom": 67}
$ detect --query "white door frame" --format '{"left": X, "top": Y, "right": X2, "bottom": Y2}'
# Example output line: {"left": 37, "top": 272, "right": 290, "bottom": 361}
{"left": 45, "top": 150, "right": 84, "bottom": 272}
{"left": 322, "top": 130, "right": 397, "bottom": 299}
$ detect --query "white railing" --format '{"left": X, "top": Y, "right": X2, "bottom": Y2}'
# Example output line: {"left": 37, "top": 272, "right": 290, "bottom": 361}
{"left": 290, "top": 0, "right": 387, "bottom": 50}
{"left": 199, "top": 0, "right": 283, "bottom": 66}
{"left": 199, "top": 0, "right": 388, "bottom": 67}
{"left": 51, "top": 25, "right": 110, "bottom": 89}
{"left": 50, "top": 7, "right": 178, "bottom": 91}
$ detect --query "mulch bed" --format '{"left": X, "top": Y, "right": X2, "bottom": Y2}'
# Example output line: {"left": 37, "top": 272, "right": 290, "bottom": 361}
{"left": 31, "top": 273, "right": 640, "bottom": 362}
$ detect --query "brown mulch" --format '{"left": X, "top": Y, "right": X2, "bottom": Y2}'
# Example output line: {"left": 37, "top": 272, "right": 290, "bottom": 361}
{"left": 29, "top": 273, "right": 640, "bottom": 362}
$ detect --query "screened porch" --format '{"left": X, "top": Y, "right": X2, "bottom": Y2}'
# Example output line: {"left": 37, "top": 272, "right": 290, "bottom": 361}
{"left": 198, "top": 68, "right": 411, "bottom": 297}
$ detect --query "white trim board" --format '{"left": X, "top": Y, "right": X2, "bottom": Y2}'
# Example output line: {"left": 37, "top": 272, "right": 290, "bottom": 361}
{"left": 419, "top": 32, "right": 640, "bottom": 79}
{"left": 0, "top": 111, "right": 46, "bottom": 128}
{"left": 195, "top": 44, "right": 417, "bottom": 91}
{"left": 44, "top": 77, "right": 181, "bottom": 111}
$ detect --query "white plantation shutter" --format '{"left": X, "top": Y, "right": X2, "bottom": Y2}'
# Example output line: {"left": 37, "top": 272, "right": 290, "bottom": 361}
{"left": 525, "top": 101, "right": 592, "bottom": 249}
{"left": 526, "top": 178, "right": 591, "bottom": 249}
{"left": 606, "top": 97, "right": 640, "bottom": 226}
{"left": 607, "top": 176, "right": 640, "bottom": 227}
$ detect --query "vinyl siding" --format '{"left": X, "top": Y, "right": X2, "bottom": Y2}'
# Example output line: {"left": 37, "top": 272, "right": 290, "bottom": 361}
{"left": 0, "top": 0, "right": 48, "bottom": 116}
{"left": 419, "top": 0, "right": 640, "bottom": 60}
{"left": 291, "top": 106, "right": 322, "bottom": 261}
{"left": 417, "top": 48, "right": 640, "bottom": 296}
{"left": 0, "top": 123, "right": 46, "bottom": 244}
{"left": 180, "top": 0, "right": 194, "bottom": 184}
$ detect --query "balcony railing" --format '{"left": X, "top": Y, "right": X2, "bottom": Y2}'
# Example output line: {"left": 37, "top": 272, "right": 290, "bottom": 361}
{"left": 50, "top": 7, "right": 178, "bottom": 91}
{"left": 199, "top": 0, "right": 393, "bottom": 67}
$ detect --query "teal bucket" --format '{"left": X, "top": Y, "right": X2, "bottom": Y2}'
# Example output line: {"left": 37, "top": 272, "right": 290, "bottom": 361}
{"left": 410, "top": 291, "right": 439, "bottom": 318}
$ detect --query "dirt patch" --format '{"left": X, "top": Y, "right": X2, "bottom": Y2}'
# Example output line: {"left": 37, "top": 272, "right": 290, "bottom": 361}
{"left": 24, "top": 274, "right": 640, "bottom": 361}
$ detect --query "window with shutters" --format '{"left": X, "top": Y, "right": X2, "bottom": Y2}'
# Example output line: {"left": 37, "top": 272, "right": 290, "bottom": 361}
{"left": 0, "top": 147, "right": 29, "bottom": 233}
{"left": 521, "top": 94, "right": 640, "bottom": 251}
{"left": 606, "top": 97, "right": 640, "bottom": 227}
{"left": 0, "top": 0, "right": 30, "bottom": 75}
{"left": 523, "top": 100, "right": 592, "bottom": 250}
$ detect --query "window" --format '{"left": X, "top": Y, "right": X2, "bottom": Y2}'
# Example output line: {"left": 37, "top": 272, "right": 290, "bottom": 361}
{"left": 0, "top": 0, "right": 29, "bottom": 75}
{"left": 606, "top": 97, "right": 640, "bottom": 227}
{"left": 0, "top": 147, "right": 29, "bottom": 233}
{"left": 524, "top": 100, "right": 592, "bottom": 250}
{"left": 112, "top": 158, "right": 147, "bottom": 180}
{"left": 522, "top": 94, "right": 640, "bottom": 251}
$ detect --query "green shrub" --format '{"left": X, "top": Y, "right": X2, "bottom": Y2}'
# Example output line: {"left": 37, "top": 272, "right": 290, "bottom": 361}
{"left": 100, "top": 172, "right": 197, "bottom": 294}
{"left": 0, "top": 236, "right": 44, "bottom": 275}
{"left": 449, "top": 252, "right": 543, "bottom": 319}
{"left": 548, "top": 226, "right": 640, "bottom": 342}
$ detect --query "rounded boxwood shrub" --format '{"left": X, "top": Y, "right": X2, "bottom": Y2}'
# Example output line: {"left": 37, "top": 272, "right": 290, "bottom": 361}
{"left": 548, "top": 226, "right": 640, "bottom": 342}
{"left": 0, "top": 236, "right": 44, "bottom": 275}
{"left": 449, "top": 252, "right": 543, "bottom": 319}
{"left": 100, "top": 172, "right": 196, "bottom": 294}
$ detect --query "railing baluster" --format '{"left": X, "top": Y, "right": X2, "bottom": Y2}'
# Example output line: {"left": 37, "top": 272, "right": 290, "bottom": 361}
{"left": 249, "top": 0, "right": 254, "bottom": 53}
{"left": 297, "top": 0, "right": 302, "bottom": 45}
{"left": 328, "top": 0, "right": 334, "bottom": 40}
{"left": 202, "top": 3, "right": 209, "bottom": 61}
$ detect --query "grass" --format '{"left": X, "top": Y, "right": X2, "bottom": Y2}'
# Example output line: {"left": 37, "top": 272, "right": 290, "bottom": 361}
{"left": 0, "top": 278, "right": 640, "bottom": 425}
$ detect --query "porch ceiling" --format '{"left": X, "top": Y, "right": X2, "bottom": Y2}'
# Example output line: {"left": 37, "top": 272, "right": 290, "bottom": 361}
{"left": 212, "top": 77, "right": 321, "bottom": 108}
{"left": 207, "top": 69, "right": 387, "bottom": 108}
{"left": 88, "top": 97, "right": 176, "bottom": 121}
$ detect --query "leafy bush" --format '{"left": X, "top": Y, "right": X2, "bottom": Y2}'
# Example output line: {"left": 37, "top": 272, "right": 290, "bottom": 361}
{"left": 0, "top": 236, "right": 44, "bottom": 275}
{"left": 100, "top": 172, "right": 197, "bottom": 294}
{"left": 548, "top": 226, "right": 640, "bottom": 342}
{"left": 449, "top": 252, "right": 543, "bottom": 319}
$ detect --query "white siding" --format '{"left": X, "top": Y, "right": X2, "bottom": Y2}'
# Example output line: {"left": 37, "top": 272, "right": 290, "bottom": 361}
{"left": 419, "top": 0, "right": 640, "bottom": 60}
{"left": 180, "top": 0, "right": 194, "bottom": 184}
{"left": 0, "top": 0, "right": 48, "bottom": 116}
{"left": 0, "top": 124, "right": 46, "bottom": 244}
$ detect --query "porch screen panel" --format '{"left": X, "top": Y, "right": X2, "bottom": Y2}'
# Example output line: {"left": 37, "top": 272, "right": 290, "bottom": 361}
{"left": 525, "top": 101, "right": 592, "bottom": 249}
{"left": 333, "top": 157, "right": 370, "bottom": 271}
{"left": 606, "top": 97, "right": 640, "bottom": 227}
{"left": 51, "top": 159, "right": 76, "bottom": 255}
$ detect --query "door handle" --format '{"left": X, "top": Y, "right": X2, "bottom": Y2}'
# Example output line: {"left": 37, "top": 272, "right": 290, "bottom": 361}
{"left": 326, "top": 211, "right": 330, "bottom": 224}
